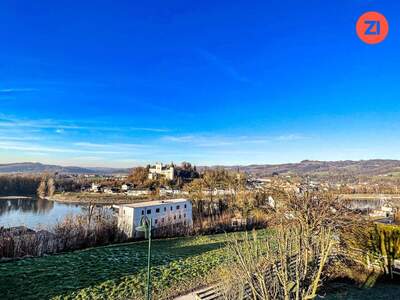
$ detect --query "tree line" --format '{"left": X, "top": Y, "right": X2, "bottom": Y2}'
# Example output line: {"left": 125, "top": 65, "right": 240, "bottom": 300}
{"left": 0, "top": 175, "right": 42, "bottom": 196}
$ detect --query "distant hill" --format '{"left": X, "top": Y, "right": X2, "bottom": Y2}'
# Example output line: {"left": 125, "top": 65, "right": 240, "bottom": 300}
{"left": 0, "top": 163, "right": 130, "bottom": 175}
{"left": 3, "top": 159, "right": 400, "bottom": 177}
{"left": 203, "top": 159, "right": 400, "bottom": 177}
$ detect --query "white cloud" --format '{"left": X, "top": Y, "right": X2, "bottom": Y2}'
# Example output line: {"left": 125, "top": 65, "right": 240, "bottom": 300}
{"left": 0, "top": 115, "right": 170, "bottom": 133}
{"left": 162, "top": 134, "right": 269, "bottom": 147}
{"left": 275, "top": 134, "right": 307, "bottom": 141}
{"left": 0, "top": 141, "right": 125, "bottom": 155}
{"left": 73, "top": 142, "right": 150, "bottom": 149}
{"left": 0, "top": 136, "right": 42, "bottom": 141}
{"left": 0, "top": 88, "right": 39, "bottom": 93}
{"left": 162, "top": 133, "right": 308, "bottom": 148}
{"left": 162, "top": 135, "right": 195, "bottom": 143}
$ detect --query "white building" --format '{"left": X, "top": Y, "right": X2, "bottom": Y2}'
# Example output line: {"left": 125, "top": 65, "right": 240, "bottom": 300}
{"left": 202, "top": 188, "right": 234, "bottom": 196}
{"left": 159, "top": 188, "right": 187, "bottom": 196}
{"left": 91, "top": 183, "right": 101, "bottom": 193}
{"left": 148, "top": 162, "right": 175, "bottom": 180}
{"left": 103, "top": 187, "right": 112, "bottom": 194}
{"left": 121, "top": 183, "right": 133, "bottom": 192}
{"left": 126, "top": 189, "right": 150, "bottom": 197}
{"left": 118, "top": 198, "right": 193, "bottom": 238}
{"left": 369, "top": 205, "right": 393, "bottom": 219}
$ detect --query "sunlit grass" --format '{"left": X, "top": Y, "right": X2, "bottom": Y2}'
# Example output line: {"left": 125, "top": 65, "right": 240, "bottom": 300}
{"left": 0, "top": 230, "right": 268, "bottom": 300}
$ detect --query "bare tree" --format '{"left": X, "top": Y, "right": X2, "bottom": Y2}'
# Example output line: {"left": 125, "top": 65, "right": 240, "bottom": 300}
{"left": 85, "top": 202, "right": 96, "bottom": 239}
{"left": 221, "top": 226, "right": 335, "bottom": 300}
{"left": 128, "top": 167, "right": 149, "bottom": 187}
{"left": 47, "top": 177, "right": 56, "bottom": 197}
{"left": 37, "top": 177, "right": 48, "bottom": 198}
{"left": 219, "top": 191, "right": 362, "bottom": 300}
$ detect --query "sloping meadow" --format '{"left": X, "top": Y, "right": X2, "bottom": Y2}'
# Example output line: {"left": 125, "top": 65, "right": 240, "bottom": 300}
{"left": 0, "top": 230, "right": 269, "bottom": 299}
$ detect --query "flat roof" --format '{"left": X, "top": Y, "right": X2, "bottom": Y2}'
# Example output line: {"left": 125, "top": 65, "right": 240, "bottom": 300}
{"left": 121, "top": 198, "right": 190, "bottom": 208}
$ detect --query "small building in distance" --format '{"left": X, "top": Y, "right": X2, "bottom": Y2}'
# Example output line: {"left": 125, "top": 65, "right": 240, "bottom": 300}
{"left": 148, "top": 162, "right": 175, "bottom": 180}
{"left": 159, "top": 187, "right": 187, "bottom": 196}
{"left": 117, "top": 198, "right": 193, "bottom": 238}
{"left": 91, "top": 183, "right": 101, "bottom": 193}
{"left": 126, "top": 189, "right": 150, "bottom": 197}
{"left": 121, "top": 183, "right": 133, "bottom": 192}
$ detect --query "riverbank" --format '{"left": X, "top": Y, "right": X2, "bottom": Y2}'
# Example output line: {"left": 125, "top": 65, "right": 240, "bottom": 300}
{"left": 0, "top": 196, "right": 32, "bottom": 200}
{"left": 49, "top": 192, "right": 154, "bottom": 205}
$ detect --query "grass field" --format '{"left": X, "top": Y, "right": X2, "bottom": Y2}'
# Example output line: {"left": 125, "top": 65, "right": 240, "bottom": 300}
{"left": 0, "top": 231, "right": 263, "bottom": 300}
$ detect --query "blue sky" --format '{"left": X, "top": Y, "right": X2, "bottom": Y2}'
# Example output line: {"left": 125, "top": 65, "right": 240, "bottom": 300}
{"left": 1, "top": 0, "right": 400, "bottom": 167}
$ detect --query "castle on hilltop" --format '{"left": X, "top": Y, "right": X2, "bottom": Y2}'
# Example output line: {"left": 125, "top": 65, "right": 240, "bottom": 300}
{"left": 148, "top": 162, "right": 175, "bottom": 180}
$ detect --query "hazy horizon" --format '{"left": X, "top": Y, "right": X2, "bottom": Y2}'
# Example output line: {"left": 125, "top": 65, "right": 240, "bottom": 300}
{"left": 2, "top": 157, "right": 400, "bottom": 169}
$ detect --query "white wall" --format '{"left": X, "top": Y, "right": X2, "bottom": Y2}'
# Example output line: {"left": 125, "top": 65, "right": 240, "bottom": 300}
{"left": 118, "top": 200, "right": 193, "bottom": 238}
{"left": 118, "top": 206, "right": 135, "bottom": 237}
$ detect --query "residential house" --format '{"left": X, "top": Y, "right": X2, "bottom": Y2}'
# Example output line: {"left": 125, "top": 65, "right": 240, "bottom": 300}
{"left": 121, "top": 183, "right": 133, "bottom": 192}
{"left": 117, "top": 198, "right": 193, "bottom": 238}
{"left": 91, "top": 183, "right": 101, "bottom": 193}
{"left": 126, "top": 189, "right": 151, "bottom": 197}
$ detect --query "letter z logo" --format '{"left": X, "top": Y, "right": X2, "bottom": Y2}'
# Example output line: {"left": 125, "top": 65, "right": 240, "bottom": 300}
{"left": 364, "top": 20, "right": 380, "bottom": 35}
{"left": 356, "top": 12, "right": 388, "bottom": 44}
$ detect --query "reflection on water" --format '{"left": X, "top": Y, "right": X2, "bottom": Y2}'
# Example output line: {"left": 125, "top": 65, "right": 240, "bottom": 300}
{"left": 0, "top": 197, "right": 54, "bottom": 215}
{"left": 0, "top": 197, "right": 86, "bottom": 229}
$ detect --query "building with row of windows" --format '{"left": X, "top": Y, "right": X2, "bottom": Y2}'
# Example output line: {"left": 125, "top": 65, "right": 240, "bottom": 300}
{"left": 117, "top": 198, "right": 193, "bottom": 238}
{"left": 148, "top": 162, "right": 175, "bottom": 180}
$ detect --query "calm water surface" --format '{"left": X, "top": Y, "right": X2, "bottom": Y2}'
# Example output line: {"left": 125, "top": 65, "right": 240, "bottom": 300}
{"left": 0, "top": 197, "right": 88, "bottom": 229}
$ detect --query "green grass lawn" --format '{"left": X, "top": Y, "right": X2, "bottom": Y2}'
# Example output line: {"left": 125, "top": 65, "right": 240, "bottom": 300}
{"left": 0, "top": 231, "right": 264, "bottom": 300}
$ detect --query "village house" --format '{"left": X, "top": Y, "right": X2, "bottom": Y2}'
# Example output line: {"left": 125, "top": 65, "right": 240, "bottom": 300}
{"left": 159, "top": 187, "right": 188, "bottom": 196}
{"left": 126, "top": 189, "right": 150, "bottom": 197}
{"left": 103, "top": 187, "right": 119, "bottom": 194}
{"left": 90, "top": 183, "right": 101, "bottom": 193}
{"left": 80, "top": 183, "right": 92, "bottom": 192}
{"left": 117, "top": 198, "right": 193, "bottom": 238}
{"left": 202, "top": 188, "right": 234, "bottom": 196}
{"left": 148, "top": 162, "right": 175, "bottom": 180}
{"left": 369, "top": 205, "right": 393, "bottom": 219}
{"left": 121, "top": 183, "right": 133, "bottom": 192}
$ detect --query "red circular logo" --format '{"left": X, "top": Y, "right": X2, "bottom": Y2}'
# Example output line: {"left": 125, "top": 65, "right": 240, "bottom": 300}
{"left": 356, "top": 11, "right": 389, "bottom": 44}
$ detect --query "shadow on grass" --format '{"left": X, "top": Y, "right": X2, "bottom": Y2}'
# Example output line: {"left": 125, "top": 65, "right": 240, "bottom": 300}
{"left": 0, "top": 238, "right": 226, "bottom": 300}
{"left": 323, "top": 276, "right": 400, "bottom": 300}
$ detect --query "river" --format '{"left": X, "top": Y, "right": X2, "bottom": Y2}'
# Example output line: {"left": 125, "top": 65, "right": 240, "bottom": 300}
{"left": 0, "top": 196, "right": 88, "bottom": 229}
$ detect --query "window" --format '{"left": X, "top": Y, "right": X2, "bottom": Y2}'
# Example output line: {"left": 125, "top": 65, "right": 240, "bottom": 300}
{"left": 184, "top": 221, "right": 186, "bottom": 225}
{"left": 147, "top": 209, "right": 151, "bottom": 214}
{"left": 184, "top": 204, "right": 187, "bottom": 209}
{"left": 176, "top": 205, "right": 180, "bottom": 210}
{"left": 170, "top": 206, "right": 173, "bottom": 211}
{"left": 164, "top": 207, "right": 166, "bottom": 212}
{"left": 174, "top": 215, "right": 176, "bottom": 220}
{"left": 162, "top": 218, "right": 164, "bottom": 222}
{"left": 179, "top": 215, "right": 181, "bottom": 219}
{"left": 184, "top": 213, "right": 186, "bottom": 218}
{"left": 141, "top": 210, "right": 144, "bottom": 215}
{"left": 155, "top": 219, "right": 158, "bottom": 224}
{"left": 156, "top": 208, "right": 160, "bottom": 213}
